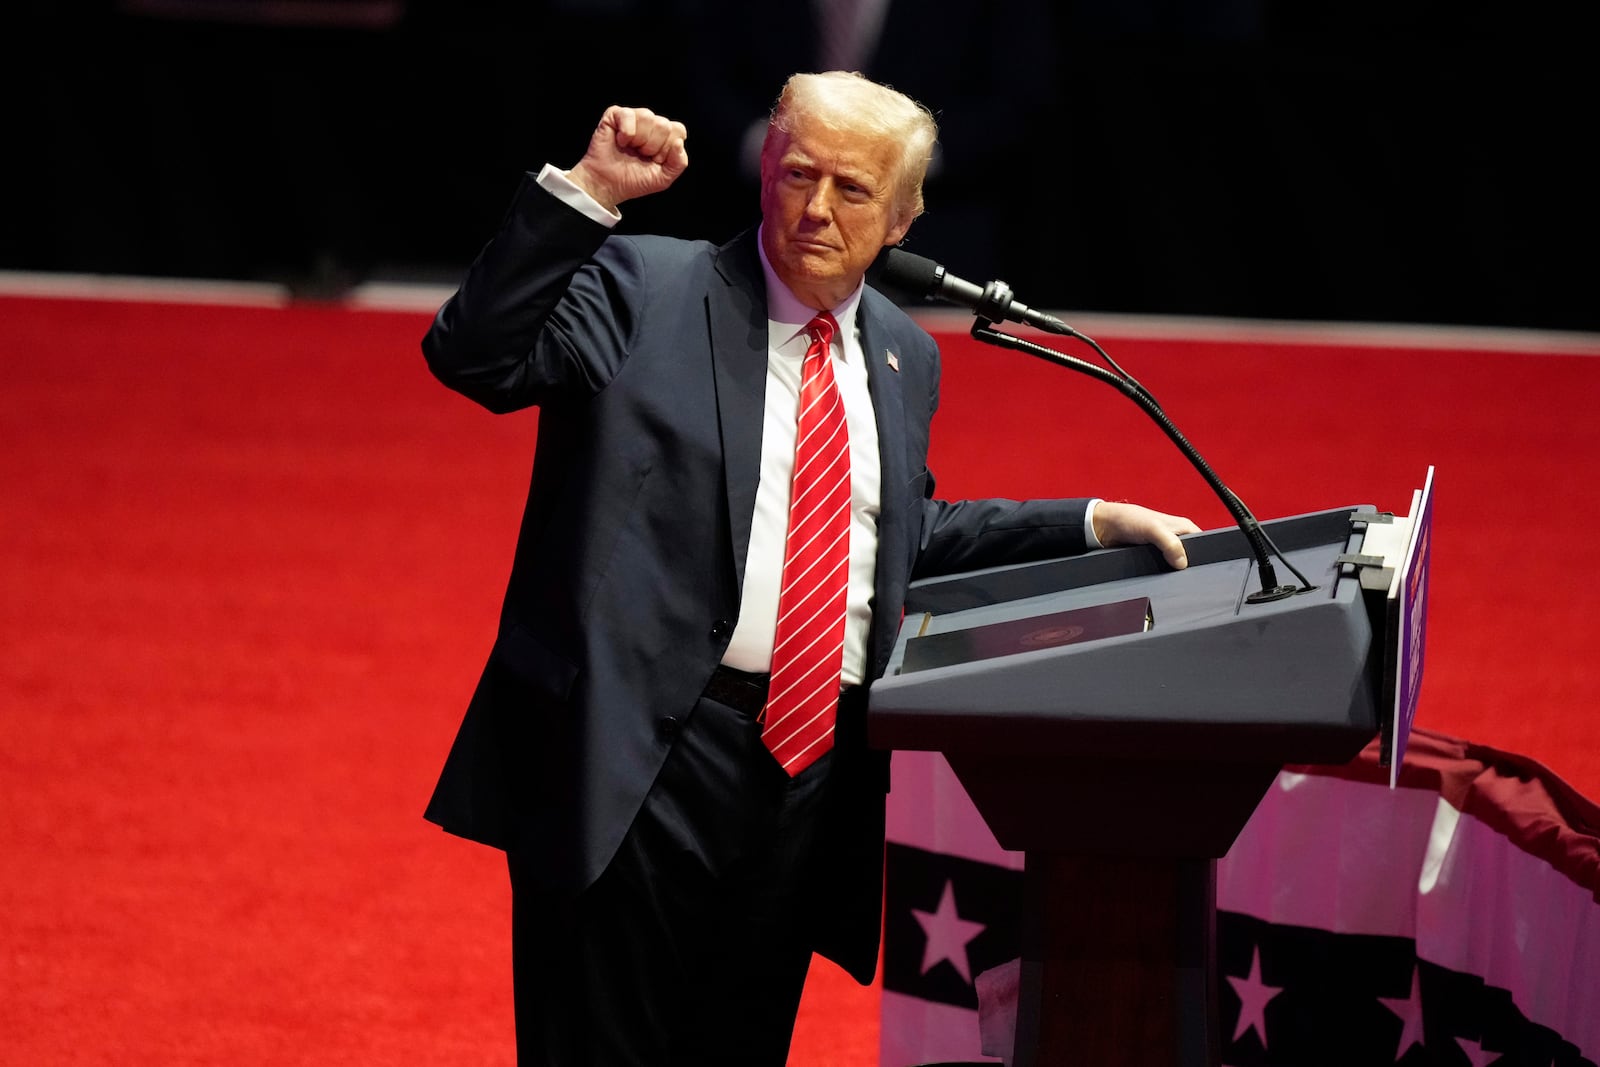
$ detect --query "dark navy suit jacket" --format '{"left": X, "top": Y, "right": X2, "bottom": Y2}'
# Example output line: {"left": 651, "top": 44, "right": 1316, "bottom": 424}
{"left": 421, "top": 175, "right": 1093, "bottom": 982}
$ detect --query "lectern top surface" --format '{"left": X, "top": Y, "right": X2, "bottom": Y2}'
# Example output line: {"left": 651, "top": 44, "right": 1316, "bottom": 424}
{"left": 871, "top": 507, "right": 1383, "bottom": 766}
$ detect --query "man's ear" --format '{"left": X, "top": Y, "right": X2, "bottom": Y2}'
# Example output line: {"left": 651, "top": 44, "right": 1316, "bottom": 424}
{"left": 884, "top": 211, "right": 913, "bottom": 249}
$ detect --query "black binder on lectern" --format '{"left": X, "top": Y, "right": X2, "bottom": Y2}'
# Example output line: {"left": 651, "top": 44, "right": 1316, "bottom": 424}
{"left": 868, "top": 506, "right": 1389, "bottom": 1067}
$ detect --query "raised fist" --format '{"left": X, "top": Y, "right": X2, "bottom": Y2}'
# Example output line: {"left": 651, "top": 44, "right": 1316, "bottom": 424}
{"left": 565, "top": 105, "right": 689, "bottom": 212}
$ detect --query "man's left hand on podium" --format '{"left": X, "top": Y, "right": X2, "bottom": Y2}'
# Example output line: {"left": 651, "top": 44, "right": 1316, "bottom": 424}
{"left": 1092, "top": 501, "right": 1201, "bottom": 570}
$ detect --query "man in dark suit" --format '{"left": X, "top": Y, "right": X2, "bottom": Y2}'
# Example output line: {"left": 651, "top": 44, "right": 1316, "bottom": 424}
{"left": 421, "top": 72, "right": 1197, "bottom": 1065}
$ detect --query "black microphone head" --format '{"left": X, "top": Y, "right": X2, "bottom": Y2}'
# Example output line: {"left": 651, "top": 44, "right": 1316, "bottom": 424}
{"left": 867, "top": 246, "right": 941, "bottom": 299}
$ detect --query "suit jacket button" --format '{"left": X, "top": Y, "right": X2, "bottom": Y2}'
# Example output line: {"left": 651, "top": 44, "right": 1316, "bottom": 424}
{"left": 658, "top": 716, "right": 681, "bottom": 739}
{"left": 710, "top": 620, "right": 731, "bottom": 640}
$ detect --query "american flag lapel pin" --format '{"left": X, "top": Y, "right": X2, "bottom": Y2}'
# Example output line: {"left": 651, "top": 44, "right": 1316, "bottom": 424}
{"left": 886, "top": 350, "right": 900, "bottom": 373}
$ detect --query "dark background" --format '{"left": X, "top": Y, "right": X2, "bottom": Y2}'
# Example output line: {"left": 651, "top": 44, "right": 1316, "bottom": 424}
{"left": 9, "top": 0, "right": 1597, "bottom": 329}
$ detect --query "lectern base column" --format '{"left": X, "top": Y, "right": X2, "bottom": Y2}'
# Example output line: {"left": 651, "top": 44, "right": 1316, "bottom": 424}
{"left": 1011, "top": 855, "right": 1220, "bottom": 1067}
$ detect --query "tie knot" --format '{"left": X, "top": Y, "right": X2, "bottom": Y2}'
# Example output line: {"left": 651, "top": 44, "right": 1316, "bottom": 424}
{"left": 806, "top": 313, "right": 838, "bottom": 353}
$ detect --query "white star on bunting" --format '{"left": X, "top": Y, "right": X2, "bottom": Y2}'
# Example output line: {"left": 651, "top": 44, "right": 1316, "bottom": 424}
{"left": 911, "top": 879, "right": 986, "bottom": 984}
{"left": 1377, "top": 965, "right": 1426, "bottom": 1061}
{"left": 1225, "top": 946, "right": 1283, "bottom": 1046}
{"left": 1455, "top": 1036, "right": 1503, "bottom": 1066}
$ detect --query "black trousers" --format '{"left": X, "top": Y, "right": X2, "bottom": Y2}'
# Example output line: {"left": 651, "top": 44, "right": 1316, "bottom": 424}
{"left": 508, "top": 686, "right": 843, "bottom": 1066}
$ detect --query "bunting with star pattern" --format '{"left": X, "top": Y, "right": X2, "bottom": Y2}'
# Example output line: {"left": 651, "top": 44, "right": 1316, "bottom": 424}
{"left": 880, "top": 729, "right": 1600, "bottom": 1066}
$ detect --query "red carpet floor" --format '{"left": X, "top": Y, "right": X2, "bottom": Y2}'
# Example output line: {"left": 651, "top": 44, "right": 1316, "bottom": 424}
{"left": 3, "top": 289, "right": 1598, "bottom": 1065}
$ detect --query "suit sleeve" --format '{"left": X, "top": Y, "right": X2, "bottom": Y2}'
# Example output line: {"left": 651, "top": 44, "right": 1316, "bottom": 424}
{"left": 422, "top": 173, "right": 647, "bottom": 414}
{"left": 913, "top": 494, "right": 1094, "bottom": 579}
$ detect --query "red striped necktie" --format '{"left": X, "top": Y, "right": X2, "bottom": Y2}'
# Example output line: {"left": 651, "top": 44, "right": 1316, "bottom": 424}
{"left": 762, "top": 312, "right": 851, "bottom": 776}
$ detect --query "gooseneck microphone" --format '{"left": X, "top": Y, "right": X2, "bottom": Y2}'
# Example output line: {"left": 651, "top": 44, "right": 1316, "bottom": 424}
{"left": 868, "top": 248, "right": 1076, "bottom": 336}
{"left": 868, "top": 246, "right": 1312, "bottom": 603}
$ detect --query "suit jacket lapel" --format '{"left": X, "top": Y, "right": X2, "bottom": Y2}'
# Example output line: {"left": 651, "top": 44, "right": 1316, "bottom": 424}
{"left": 707, "top": 239, "right": 914, "bottom": 671}
{"left": 858, "top": 296, "right": 912, "bottom": 676}
{"left": 708, "top": 230, "right": 769, "bottom": 597}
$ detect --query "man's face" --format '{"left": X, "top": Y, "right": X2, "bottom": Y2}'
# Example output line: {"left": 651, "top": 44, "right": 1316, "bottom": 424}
{"left": 759, "top": 114, "right": 914, "bottom": 311}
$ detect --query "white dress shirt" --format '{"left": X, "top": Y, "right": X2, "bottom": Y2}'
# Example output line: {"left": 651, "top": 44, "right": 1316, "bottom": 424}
{"left": 718, "top": 233, "right": 881, "bottom": 686}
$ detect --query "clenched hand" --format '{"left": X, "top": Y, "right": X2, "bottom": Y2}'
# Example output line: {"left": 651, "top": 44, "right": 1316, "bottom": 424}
{"left": 566, "top": 106, "right": 689, "bottom": 213}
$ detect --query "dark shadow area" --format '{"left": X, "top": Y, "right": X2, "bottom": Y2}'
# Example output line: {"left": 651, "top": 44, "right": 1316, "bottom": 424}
{"left": 6, "top": 0, "right": 1596, "bottom": 328}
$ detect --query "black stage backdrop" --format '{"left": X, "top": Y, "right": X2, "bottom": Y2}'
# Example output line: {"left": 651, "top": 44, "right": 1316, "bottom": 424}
{"left": 8, "top": 0, "right": 1598, "bottom": 330}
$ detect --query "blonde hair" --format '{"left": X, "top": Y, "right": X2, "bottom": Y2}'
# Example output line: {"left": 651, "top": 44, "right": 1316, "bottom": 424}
{"left": 765, "top": 71, "right": 939, "bottom": 219}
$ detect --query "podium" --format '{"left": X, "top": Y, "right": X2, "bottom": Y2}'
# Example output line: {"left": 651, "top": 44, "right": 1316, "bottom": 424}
{"left": 868, "top": 506, "right": 1389, "bottom": 1067}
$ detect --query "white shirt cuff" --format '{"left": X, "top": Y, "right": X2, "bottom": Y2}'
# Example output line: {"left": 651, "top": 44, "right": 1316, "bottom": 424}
{"left": 536, "top": 163, "right": 622, "bottom": 228}
{"left": 1083, "top": 498, "right": 1103, "bottom": 549}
